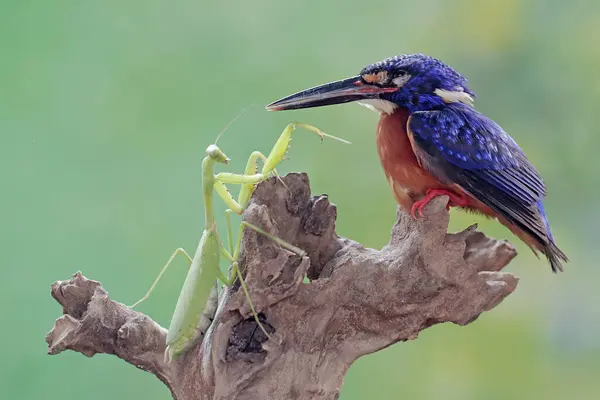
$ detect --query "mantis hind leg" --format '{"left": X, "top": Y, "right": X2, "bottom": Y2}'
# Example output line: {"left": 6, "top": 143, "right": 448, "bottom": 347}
{"left": 217, "top": 263, "right": 274, "bottom": 341}
{"left": 239, "top": 221, "right": 305, "bottom": 258}
{"left": 129, "top": 248, "right": 193, "bottom": 308}
{"left": 218, "top": 220, "right": 306, "bottom": 342}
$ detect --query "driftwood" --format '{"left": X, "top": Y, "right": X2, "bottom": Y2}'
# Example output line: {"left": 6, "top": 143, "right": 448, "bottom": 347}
{"left": 46, "top": 172, "right": 518, "bottom": 400}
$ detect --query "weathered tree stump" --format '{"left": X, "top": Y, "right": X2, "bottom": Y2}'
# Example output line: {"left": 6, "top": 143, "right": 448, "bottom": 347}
{"left": 46, "top": 172, "right": 518, "bottom": 400}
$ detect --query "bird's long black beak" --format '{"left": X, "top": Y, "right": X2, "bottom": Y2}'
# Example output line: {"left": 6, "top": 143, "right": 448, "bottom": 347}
{"left": 265, "top": 76, "right": 399, "bottom": 111}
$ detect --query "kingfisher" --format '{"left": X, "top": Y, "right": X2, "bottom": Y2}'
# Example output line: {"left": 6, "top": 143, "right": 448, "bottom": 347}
{"left": 265, "top": 54, "right": 568, "bottom": 273}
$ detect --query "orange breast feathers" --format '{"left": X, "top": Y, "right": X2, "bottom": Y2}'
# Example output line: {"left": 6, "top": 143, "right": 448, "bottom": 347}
{"left": 375, "top": 109, "right": 463, "bottom": 212}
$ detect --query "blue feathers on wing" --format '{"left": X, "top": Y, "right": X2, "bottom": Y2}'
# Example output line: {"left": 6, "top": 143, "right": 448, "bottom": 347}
{"left": 408, "top": 103, "right": 567, "bottom": 272}
{"left": 408, "top": 104, "right": 545, "bottom": 203}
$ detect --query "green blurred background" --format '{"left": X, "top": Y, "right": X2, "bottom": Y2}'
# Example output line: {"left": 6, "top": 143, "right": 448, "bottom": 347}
{"left": 2, "top": 0, "right": 598, "bottom": 399}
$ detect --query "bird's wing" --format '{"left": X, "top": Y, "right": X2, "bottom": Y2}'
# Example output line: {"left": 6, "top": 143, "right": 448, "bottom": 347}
{"left": 407, "top": 104, "right": 550, "bottom": 244}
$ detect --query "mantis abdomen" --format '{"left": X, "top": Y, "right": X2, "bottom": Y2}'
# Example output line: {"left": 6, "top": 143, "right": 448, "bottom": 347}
{"left": 165, "top": 229, "right": 220, "bottom": 362}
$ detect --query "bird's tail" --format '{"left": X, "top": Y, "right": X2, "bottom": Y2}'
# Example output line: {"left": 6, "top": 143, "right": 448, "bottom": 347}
{"left": 544, "top": 241, "right": 568, "bottom": 273}
{"left": 498, "top": 201, "right": 568, "bottom": 273}
{"left": 537, "top": 201, "right": 568, "bottom": 273}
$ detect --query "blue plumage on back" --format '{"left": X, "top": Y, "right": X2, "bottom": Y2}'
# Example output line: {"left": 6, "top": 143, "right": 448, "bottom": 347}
{"left": 409, "top": 103, "right": 523, "bottom": 170}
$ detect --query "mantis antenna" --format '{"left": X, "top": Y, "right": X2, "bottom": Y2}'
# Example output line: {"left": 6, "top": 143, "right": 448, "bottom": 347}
{"left": 214, "top": 104, "right": 256, "bottom": 145}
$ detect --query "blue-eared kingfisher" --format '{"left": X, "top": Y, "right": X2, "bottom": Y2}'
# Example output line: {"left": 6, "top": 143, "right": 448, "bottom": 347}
{"left": 265, "top": 54, "right": 568, "bottom": 273}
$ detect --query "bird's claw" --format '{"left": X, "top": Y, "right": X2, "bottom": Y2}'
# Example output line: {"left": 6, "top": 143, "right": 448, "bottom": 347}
{"left": 411, "top": 189, "right": 470, "bottom": 219}
{"left": 411, "top": 201, "right": 427, "bottom": 219}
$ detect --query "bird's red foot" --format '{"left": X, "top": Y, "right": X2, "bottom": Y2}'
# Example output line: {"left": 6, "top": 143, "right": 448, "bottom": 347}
{"left": 411, "top": 189, "right": 470, "bottom": 219}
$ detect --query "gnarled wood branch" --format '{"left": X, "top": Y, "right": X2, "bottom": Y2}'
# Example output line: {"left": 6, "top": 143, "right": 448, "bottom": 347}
{"left": 46, "top": 172, "right": 518, "bottom": 400}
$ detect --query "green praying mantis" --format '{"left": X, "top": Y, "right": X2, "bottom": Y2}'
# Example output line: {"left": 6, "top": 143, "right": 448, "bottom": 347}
{"left": 130, "top": 121, "right": 350, "bottom": 362}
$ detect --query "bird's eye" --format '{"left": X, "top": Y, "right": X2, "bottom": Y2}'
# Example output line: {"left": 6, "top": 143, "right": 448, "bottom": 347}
{"left": 391, "top": 70, "right": 411, "bottom": 87}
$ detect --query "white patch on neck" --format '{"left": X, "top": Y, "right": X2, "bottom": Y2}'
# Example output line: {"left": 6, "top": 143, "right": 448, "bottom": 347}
{"left": 357, "top": 99, "right": 398, "bottom": 115}
{"left": 434, "top": 88, "right": 474, "bottom": 106}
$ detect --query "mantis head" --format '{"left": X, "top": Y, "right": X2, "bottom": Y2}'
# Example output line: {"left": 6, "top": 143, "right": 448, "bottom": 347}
{"left": 206, "top": 144, "right": 230, "bottom": 164}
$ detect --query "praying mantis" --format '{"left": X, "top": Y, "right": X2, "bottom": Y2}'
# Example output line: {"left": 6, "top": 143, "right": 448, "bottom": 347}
{"left": 130, "top": 122, "right": 350, "bottom": 362}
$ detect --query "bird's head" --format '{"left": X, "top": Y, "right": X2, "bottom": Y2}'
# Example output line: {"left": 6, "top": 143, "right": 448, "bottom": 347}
{"left": 266, "top": 54, "right": 475, "bottom": 114}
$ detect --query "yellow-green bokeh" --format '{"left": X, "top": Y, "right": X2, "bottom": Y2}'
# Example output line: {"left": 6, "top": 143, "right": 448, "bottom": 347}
{"left": 1, "top": 1, "right": 598, "bottom": 399}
